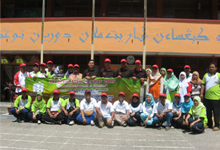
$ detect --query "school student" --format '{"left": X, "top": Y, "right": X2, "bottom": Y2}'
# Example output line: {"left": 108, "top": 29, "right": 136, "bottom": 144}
{"left": 171, "top": 93, "right": 183, "bottom": 128}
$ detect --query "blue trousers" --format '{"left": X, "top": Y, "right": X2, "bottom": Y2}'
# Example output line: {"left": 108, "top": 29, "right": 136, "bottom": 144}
{"left": 76, "top": 112, "right": 95, "bottom": 125}
{"left": 188, "top": 117, "right": 204, "bottom": 133}
{"left": 153, "top": 112, "right": 173, "bottom": 126}
{"left": 28, "top": 112, "right": 43, "bottom": 122}
{"left": 128, "top": 112, "right": 141, "bottom": 126}
{"left": 140, "top": 113, "right": 154, "bottom": 126}
{"left": 62, "top": 110, "right": 80, "bottom": 124}
{"left": 10, "top": 108, "right": 29, "bottom": 121}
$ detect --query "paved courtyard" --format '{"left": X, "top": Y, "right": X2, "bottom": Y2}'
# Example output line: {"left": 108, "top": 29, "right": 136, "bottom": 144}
{"left": 0, "top": 102, "right": 220, "bottom": 150}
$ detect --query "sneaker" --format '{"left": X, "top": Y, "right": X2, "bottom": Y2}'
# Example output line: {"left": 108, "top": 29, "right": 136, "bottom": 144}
{"left": 69, "top": 120, "right": 75, "bottom": 126}
{"left": 17, "top": 119, "right": 22, "bottom": 123}
{"left": 165, "top": 126, "right": 171, "bottom": 131}
{"left": 213, "top": 127, "right": 219, "bottom": 131}
{"left": 56, "top": 121, "right": 62, "bottom": 125}
{"left": 37, "top": 120, "right": 41, "bottom": 124}
{"left": 162, "top": 121, "right": 167, "bottom": 127}
{"left": 157, "top": 126, "right": 162, "bottom": 130}
{"left": 122, "top": 123, "right": 127, "bottom": 127}
{"left": 90, "top": 120, "right": 95, "bottom": 126}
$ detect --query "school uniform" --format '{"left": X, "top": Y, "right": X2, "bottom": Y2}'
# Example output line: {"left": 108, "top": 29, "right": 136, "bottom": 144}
{"left": 113, "top": 100, "right": 130, "bottom": 125}
{"left": 128, "top": 103, "right": 143, "bottom": 126}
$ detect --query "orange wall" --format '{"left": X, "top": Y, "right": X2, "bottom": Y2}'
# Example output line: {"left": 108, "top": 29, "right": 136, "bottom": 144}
{"left": 1, "top": 18, "right": 220, "bottom": 55}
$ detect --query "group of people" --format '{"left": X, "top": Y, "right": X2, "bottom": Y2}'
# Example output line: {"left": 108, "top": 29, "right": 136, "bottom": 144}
{"left": 12, "top": 58, "right": 220, "bottom": 133}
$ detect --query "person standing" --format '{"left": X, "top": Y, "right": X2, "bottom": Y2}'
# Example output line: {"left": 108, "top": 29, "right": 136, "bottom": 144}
{"left": 131, "top": 60, "right": 147, "bottom": 83}
{"left": 68, "top": 64, "right": 83, "bottom": 79}
{"left": 190, "top": 71, "right": 202, "bottom": 99}
{"left": 100, "top": 58, "right": 115, "bottom": 78}
{"left": 184, "top": 65, "right": 192, "bottom": 82}
{"left": 200, "top": 62, "right": 220, "bottom": 131}
{"left": 64, "top": 64, "right": 74, "bottom": 78}
{"left": 52, "top": 66, "right": 65, "bottom": 79}
{"left": 83, "top": 60, "right": 100, "bottom": 80}
{"left": 160, "top": 68, "right": 167, "bottom": 79}
{"left": 30, "top": 63, "right": 39, "bottom": 77}
{"left": 36, "top": 63, "right": 52, "bottom": 78}
{"left": 115, "top": 59, "right": 132, "bottom": 78}
{"left": 96, "top": 93, "right": 114, "bottom": 128}
{"left": 14, "top": 63, "right": 31, "bottom": 94}
{"left": 146, "top": 64, "right": 164, "bottom": 102}
{"left": 178, "top": 72, "right": 192, "bottom": 103}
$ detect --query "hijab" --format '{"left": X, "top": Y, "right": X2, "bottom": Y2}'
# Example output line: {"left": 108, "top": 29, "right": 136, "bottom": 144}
{"left": 164, "top": 72, "right": 179, "bottom": 93}
{"left": 145, "top": 94, "right": 155, "bottom": 107}
{"left": 149, "top": 68, "right": 161, "bottom": 86}
{"left": 179, "top": 72, "right": 189, "bottom": 103}
{"left": 173, "top": 97, "right": 182, "bottom": 108}
{"left": 191, "top": 71, "right": 202, "bottom": 85}
{"left": 131, "top": 96, "right": 140, "bottom": 108}
{"left": 192, "top": 96, "right": 205, "bottom": 117}
{"left": 160, "top": 68, "right": 167, "bottom": 79}
{"left": 181, "top": 96, "right": 193, "bottom": 113}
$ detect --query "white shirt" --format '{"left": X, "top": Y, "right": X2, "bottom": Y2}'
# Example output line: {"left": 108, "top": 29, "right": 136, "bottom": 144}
{"left": 96, "top": 101, "right": 114, "bottom": 118}
{"left": 36, "top": 72, "right": 48, "bottom": 78}
{"left": 142, "top": 102, "right": 155, "bottom": 117}
{"left": 30, "top": 71, "right": 38, "bottom": 77}
{"left": 172, "top": 103, "right": 182, "bottom": 112}
{"left": 50, "top": 99, "right": 62, "bottom": 112}
{"left": 113, "top": 100, "right": 129, "bottom": 114}
{"left": 186, "top": 73, "right": 192, "bottom": 82}
{"left": 129, "top": 103, "right": 143, "bottom": 113}
{"left": 154, "top": 100, "right": 172, "bottom": 115}
{"left": 14, "top": 71, "right": 30, "bottom": 93}
{"left": 80, "top": 98, "right": 97, "bottom": 112}
{"left": 18, "top": 97, "right": 28, "bottom": 110}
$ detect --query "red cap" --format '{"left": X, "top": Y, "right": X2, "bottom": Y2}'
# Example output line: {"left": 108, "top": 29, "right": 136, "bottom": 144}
{"left": 47, "top": 61, "right": 53, "bottom": 64}
{"left": 159, "top": 93, "right": 166, "bottom": 98}
{"left": 184, "top": 65, "right": 190, "bottom": 69}
{"left": 132, "top": 93, "right": 139, "bottom": 98}
{"left": 20, "top": 63, "right": 26, "bottom": 67}
{"left": 101, "top": 93, "right": 108, "bottom": 97}
{"left": 40, "top": 63, "right": 47, "bottom": 67}
{"left": 68, "top": 64, "right": 74, "bottom": 68}
{"left": 21, "top": 88, "right": 28, "bottom": 92}
{"left": 85, "top": 90, "right": 91, "bottom": 94}
{"left": 120, "top": 59, "right": 127, "bottom": 63}
{"left": 53, "top": 89, "right": 60, "bottom": 94}
{"left": 152, "top": 64, "right": 159, "bottom": 69}
{"left": 167, "top": 68, "right": 173, "bottom": 72}
{"left": 118, "top": 92, "right": 125, "bottom": 96}
{"left": 73, "top": 64, "right": 80, "bottom": 68}
{"left": 69, "top": 91, "right": 75, "bottom": 95}
{"left": 104, "top": 58, "right": 111, "bottom": 63}
{"left": 33, "top": 63, "right": 39, "bottom": 66}
{"left": 174, "top": 93, "right": 181, "bottom": 97}
{"left": 184, "top": 94, "right": 191, "bottom": 97}
{"left": 135, "top": 60, "right": 141, "bottom": 64}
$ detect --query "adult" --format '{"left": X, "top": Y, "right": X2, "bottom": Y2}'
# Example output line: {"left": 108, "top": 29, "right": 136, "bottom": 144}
{"left": 14, "top": 63, "right": 31, "bottom": 94}
{"left": 28, "top": 92, "right": 46, "bottom": 124}
{"left": 171, "top": 93, "right": 183, "bottom": 128}
{"left": 113, "top": 92, "right": 130, "bottom": 127}
{"left": 68, "top": 64, "right": 83, "bottom": 79}
{"left": 30, "top": 63, "right": 39, "bottom": 77}
{"left": 115, "top": 59, "right": 132, "bottom": 78}
{"left": 184, "top": 65, "right": 192, "bottom": 82}
{"left": 178, "top": 72, "right": 192, "bottom": 103}
{"left": 160, "top": 68, "right": 167, "bottom": 79}
{"left": 36, "top": 63, "right": 52, "bottom": 78}
{"left": 62, "top": 91, "right": 80, "bottom": 125}
{"left": 45, "top": 60, "right": 53, "bottom": 73}
{"left": 96, "top": 93, "right": 114, "bottom": 128}
{"left": 10, "top": 88, "right": 31, "bottom": 122}
{"left": 131, "top": 60, "right": 147, "bottom": 83}
{"left": 128, "top": 93, "right": 143, "bottom": 126}
{"left": 185, "top": 96, "right": 207, "bottom": 133}
{"left": 153, "top": 93, "right": 173, "bottom": 131}
{"left": 146, "top": 64, "right": 164, "bottom": 102}
{"left": 163, "top": 69, "right": 179, "bottom": 102}
{"left": 50, "top": 64, "right": 57, "bottom": 76}
{"left": 140, "top": 93, "right": 155, "bottom": 127}
{"left": 76, "top": 90, "right": 97, "bottom": 125}
{"left": 83, "top": 60, "right": 100, "bottom": 80}
{"left": 52, "top": 66, "right": 65, "bottom": 79}
{"left": 64, "top": 64, "right": 74, "bottom": 79}
{"left": 190, "top": 71, "right": 202, "bottom": 99}
{"left": 201, "top": 62, "right": 220, "bottom": 131}
{"left": 42, "top": 90, "right": 65, "bottom": 124}
{"left": 100, "top": 58, "right": 115, "bottom": 78}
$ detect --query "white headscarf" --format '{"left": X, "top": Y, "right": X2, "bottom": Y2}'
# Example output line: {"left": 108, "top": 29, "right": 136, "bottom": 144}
{"left": 179, "top": 72, "right": 189, "bottom": 103}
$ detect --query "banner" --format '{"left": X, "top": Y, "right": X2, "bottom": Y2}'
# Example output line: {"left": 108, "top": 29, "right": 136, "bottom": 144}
{"left": 25, "top": 77, "right": 141, "bottom": 103}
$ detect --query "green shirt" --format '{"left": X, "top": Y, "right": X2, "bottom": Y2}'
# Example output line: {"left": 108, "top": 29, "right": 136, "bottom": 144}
{"left": 46, "top": 97, "right": 64, "bottom": 112}
{"left": 14, "top": 95, "right": 32, "bottom": 110}
{"left": 202, "top": 72, "right": 220, "bottom": 100}
{"left": 31, "top": 99, "right": 46, "bottom": 115}
{"left": 189, "top": 107, "right": 208, "bottom": 127}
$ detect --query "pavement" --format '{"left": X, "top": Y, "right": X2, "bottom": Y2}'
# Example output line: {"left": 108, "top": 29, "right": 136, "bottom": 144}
{"left": 0, "top": 102, "right": 220, "bottom": 150}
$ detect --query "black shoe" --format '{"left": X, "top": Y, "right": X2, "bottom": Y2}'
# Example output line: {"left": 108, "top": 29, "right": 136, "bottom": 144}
{"left": 122, "top": 123, "right": 127, "bottom": 127}
{"left": 165, "top": 126, "right": 171, "bottom": 131}
{"left": 13, "top": 119, "right": 19, "bottom": 122}
{"left": 157, "top": 126, "right": 162, "bottom": 130}
{"left": 17, "top": 119, "right": 22, "bottom": 123}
